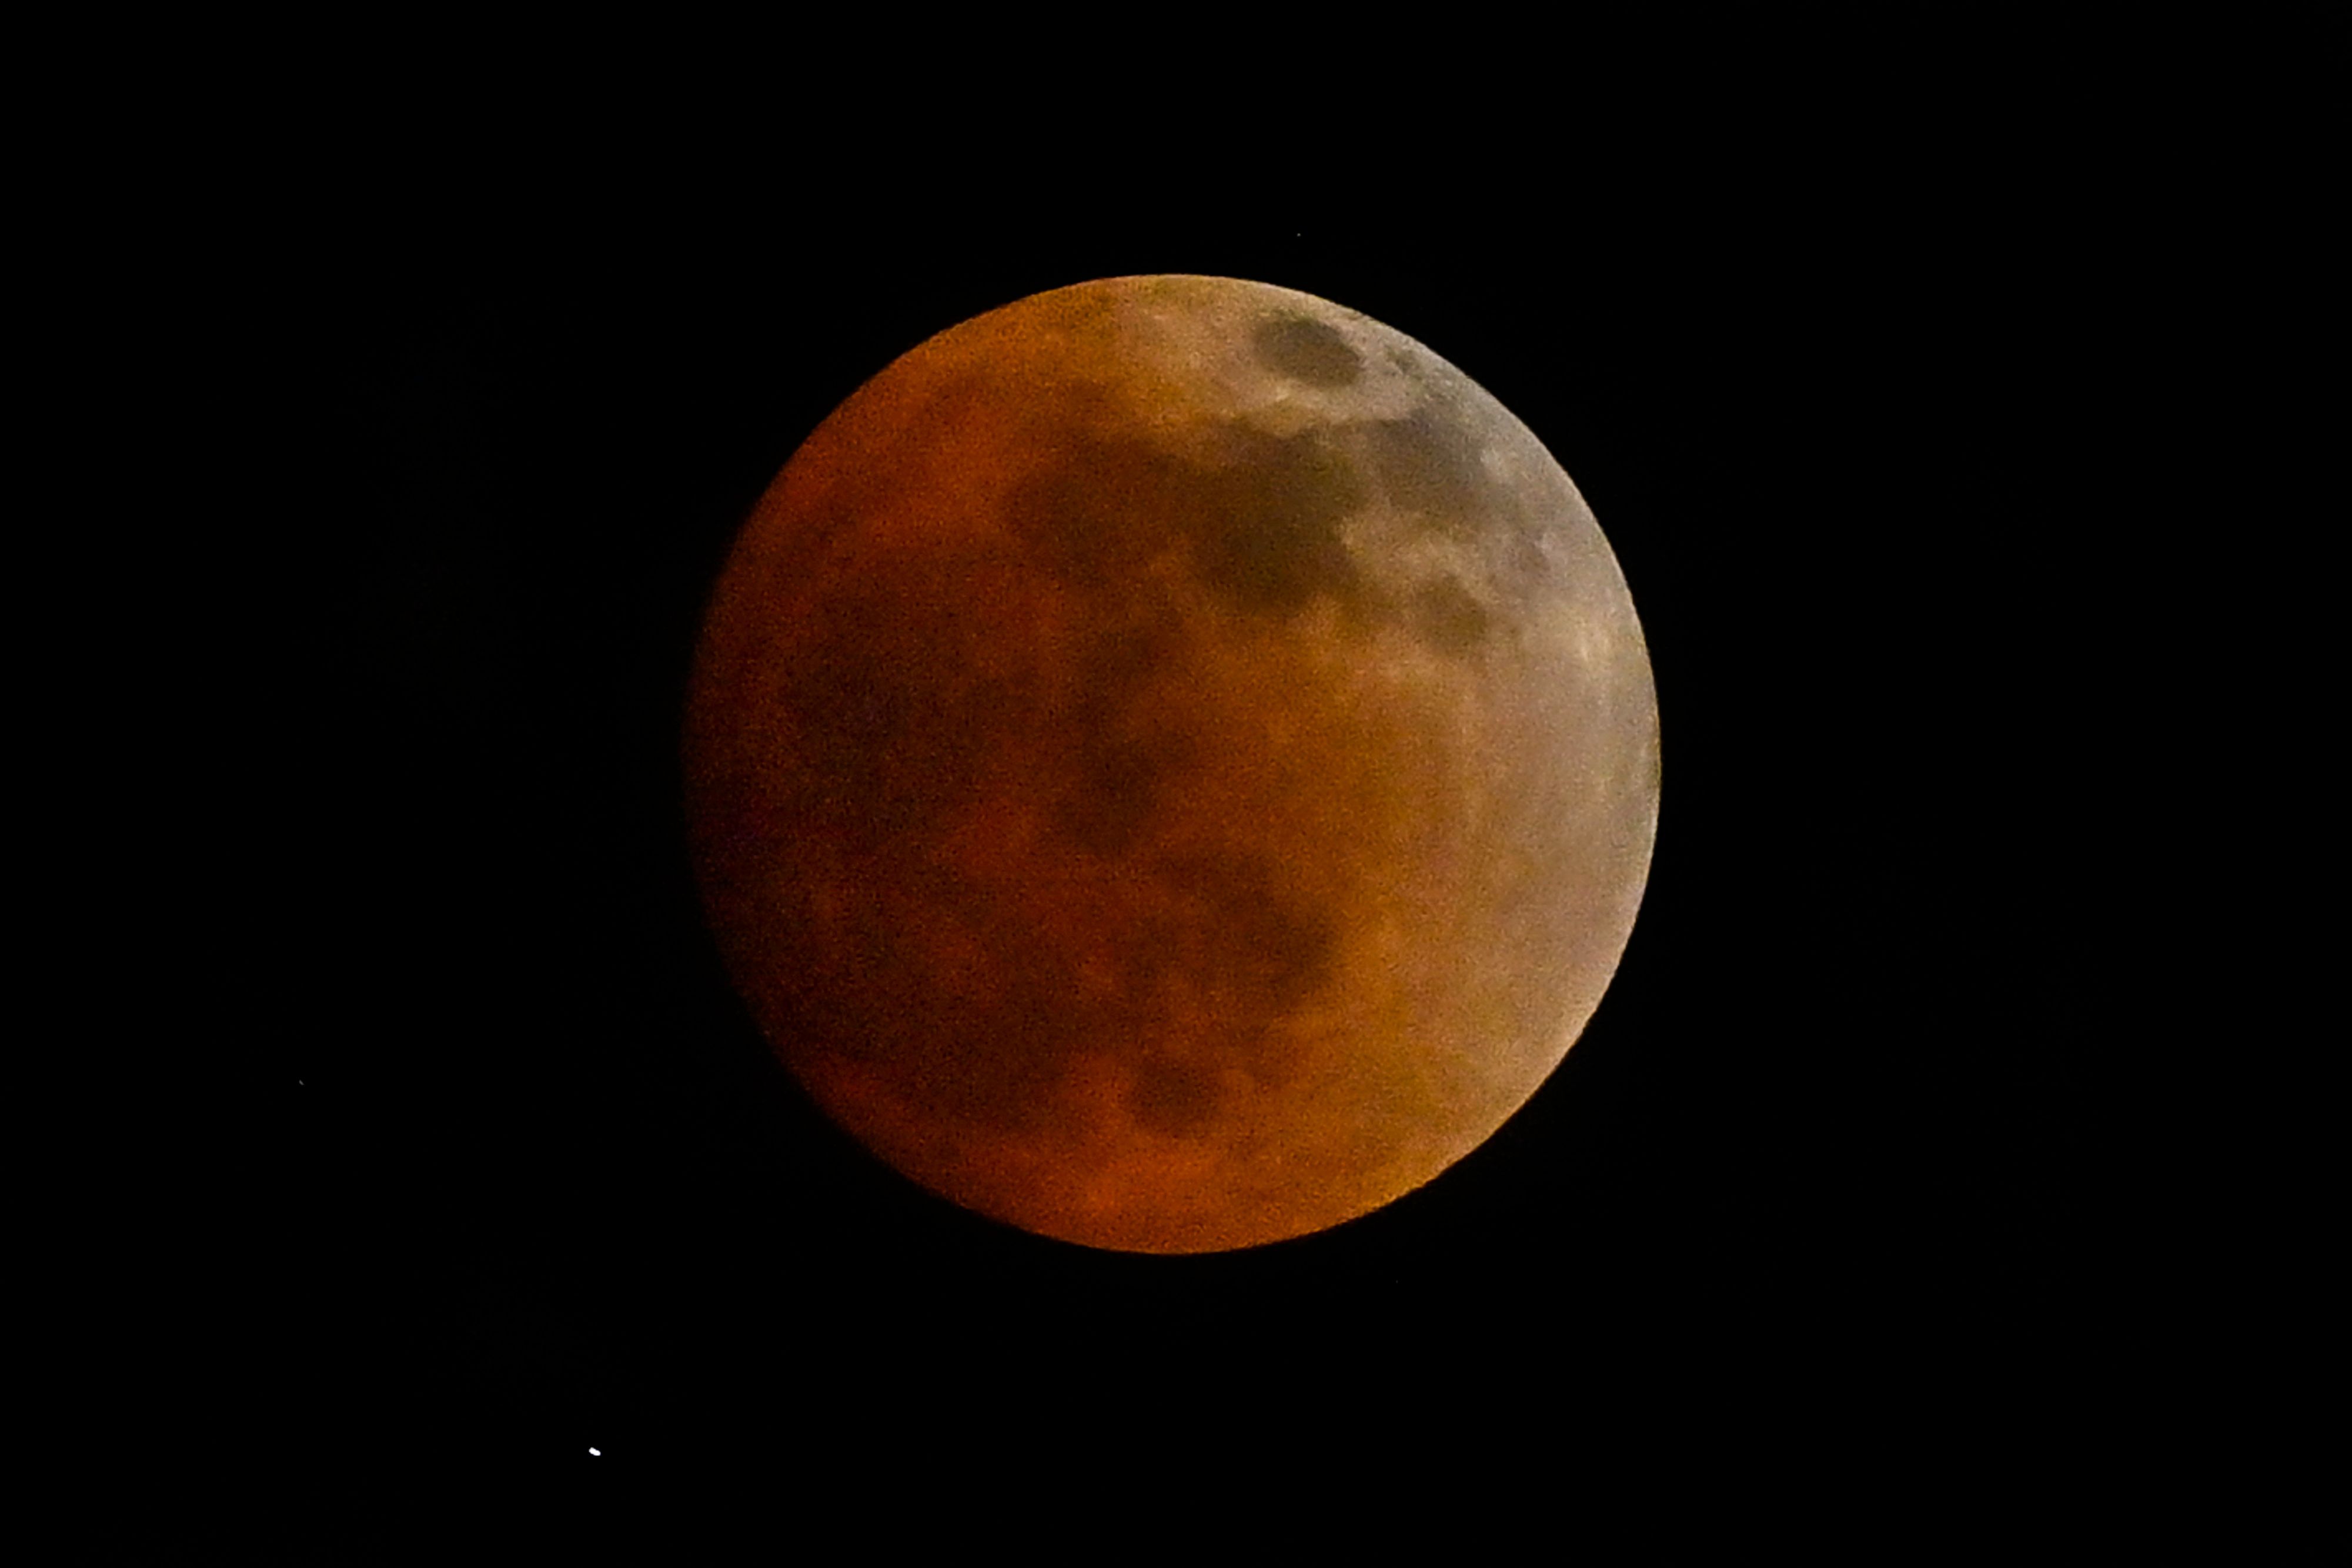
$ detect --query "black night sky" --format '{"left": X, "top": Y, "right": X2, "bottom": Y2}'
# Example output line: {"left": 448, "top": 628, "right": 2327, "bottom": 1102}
{"left": 230, "top": 158, "right": 2133, "bottom": 1499}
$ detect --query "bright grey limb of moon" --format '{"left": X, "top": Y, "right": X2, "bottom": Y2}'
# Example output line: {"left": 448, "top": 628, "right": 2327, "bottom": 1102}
{"left": 686, "top": 275, "right": 1660, "bottom": 1253}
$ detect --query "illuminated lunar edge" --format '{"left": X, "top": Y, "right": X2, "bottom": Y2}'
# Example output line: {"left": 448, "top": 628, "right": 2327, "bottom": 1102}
{"left": 686, "top": 276, "right": 1658, "bottom": 1253}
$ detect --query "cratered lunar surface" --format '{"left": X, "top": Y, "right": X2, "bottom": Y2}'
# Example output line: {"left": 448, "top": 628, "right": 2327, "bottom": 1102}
{"left": 686, "top": 275, "right": 1658, "bottom": 1253}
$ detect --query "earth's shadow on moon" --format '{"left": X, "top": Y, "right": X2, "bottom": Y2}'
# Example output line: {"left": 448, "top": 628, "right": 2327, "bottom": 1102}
{"left": 684, "top": 276, "right": 1661, "bottom": 1256}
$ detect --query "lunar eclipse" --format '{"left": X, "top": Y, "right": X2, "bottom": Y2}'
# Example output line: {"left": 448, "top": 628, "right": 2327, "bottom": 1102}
{"left": 685, "top": 275, "right": 1659, "bottom": 1253}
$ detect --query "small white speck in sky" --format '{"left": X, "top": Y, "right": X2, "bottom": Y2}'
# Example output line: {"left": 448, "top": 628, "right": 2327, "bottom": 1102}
{"left": 589, "top": 1447, "right": 601, "bottom": 1456}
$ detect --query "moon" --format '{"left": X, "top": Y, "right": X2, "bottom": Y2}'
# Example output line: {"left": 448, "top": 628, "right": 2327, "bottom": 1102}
{"left": 685, "top": 275, "right": 1658, "bottom": 1253}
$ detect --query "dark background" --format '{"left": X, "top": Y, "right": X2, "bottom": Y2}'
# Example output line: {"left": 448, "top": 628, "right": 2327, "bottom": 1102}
{"left": 223, "top": 163, "right": 2139, "bottom": 1493}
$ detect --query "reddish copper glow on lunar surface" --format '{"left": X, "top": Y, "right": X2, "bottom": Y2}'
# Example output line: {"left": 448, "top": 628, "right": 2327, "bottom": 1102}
{"left": 686, "top": 276, "right": 1659, "bottom": 1253}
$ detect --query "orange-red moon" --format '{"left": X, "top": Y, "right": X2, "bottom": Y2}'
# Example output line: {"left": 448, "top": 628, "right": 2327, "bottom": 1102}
{"left": 685, "top": 276, "right": 1658, "bottom": 1253}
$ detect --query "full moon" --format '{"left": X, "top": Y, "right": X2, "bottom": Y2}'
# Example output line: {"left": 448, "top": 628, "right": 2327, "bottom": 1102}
{"left": 685, "top": 276, "right": 1658, "bottom": 1253}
